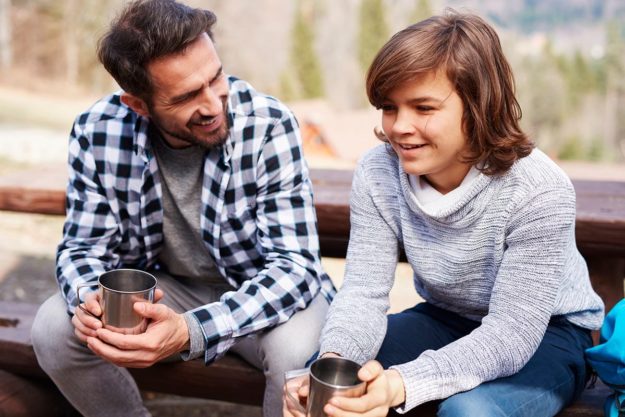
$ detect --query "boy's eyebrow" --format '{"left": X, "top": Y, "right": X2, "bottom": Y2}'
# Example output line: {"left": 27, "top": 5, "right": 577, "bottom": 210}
{"left": 409, "top": 90, "right": 454, "bottom": 104}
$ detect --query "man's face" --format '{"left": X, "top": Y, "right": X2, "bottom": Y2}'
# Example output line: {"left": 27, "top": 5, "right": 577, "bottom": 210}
{"left": 144, "top": 33, "right": 229, "bottom": 149}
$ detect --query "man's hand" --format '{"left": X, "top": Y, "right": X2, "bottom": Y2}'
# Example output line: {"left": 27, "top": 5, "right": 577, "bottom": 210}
{"left": 72, "top": 290, "right": 103, "bottom": 343}
{"left": 323, "top": 360, "right": 405, "bottom": 417}
{"left": 72, "top": 288, "right": 165, "bottom": 344}
{"left": 86, "top": 297, "right": 189, "bottom": 368}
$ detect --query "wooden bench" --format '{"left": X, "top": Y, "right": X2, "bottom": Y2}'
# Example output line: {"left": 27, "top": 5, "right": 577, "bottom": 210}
{"left": 1, "top": 166, "right": 624, "bottom": 416}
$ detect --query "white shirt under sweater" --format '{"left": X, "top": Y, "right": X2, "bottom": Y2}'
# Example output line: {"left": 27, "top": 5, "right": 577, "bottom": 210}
{"left": 407, "top": 165, "right": 481, "bottom": 214}
{"left": 319, "top": 145, "right": 604, "bottom": 413}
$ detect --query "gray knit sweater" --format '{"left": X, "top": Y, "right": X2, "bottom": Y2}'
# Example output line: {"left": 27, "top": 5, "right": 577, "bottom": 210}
{"left": 319, "top": 145, "right": 604, "bottom": 412}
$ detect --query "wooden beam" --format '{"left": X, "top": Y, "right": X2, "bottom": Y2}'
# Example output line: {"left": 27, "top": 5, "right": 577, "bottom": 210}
{"left": 1, "top": 166, "right": 625, "bottom": 256}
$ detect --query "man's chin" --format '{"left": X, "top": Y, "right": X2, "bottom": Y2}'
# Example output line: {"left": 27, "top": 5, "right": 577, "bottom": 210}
{"left": 196, "top": 129, "right": 229, "bottom": 149}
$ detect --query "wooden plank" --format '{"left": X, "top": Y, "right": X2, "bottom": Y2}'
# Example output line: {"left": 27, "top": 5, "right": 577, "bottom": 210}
{"left": 130, "top": 355, "right": 265, "bottom": 406}
{"left": 575, "top": 181, "right": 625, "bottom": 256}
{"left": 0, "top": 369, "right": 78, "bottom": 417}
{"left": 0, "top": 164, "right": 66, "bottom": 215}
{"left": 2, "top": 165, "right": 625, "bottom": 257}
{"left": 0, "top": 301, "right": 48, "bottom": 379}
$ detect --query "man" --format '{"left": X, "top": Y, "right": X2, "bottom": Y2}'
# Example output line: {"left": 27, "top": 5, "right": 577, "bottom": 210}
{"left": 30, "top": 1, "right": 334, "bottom": 416}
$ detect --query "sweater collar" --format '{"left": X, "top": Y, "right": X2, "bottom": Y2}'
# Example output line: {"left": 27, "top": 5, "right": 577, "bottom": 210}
{"left": 398, "top": 160, "right": 494, "bottom": 225}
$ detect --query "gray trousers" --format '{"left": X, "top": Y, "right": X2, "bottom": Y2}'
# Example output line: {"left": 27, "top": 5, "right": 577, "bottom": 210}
{"left": 31, "top": 271, "right": 329, "bottom": 417}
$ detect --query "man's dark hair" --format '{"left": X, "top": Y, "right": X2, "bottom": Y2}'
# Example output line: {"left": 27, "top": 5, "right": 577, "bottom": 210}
{"left": 97, "top": 0, "right": 216, "bottom": 100}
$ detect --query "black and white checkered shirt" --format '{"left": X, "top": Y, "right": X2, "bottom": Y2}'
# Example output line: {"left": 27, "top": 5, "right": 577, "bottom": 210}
{"left": 56, "top": 76, "right": 335, "bottom": 362}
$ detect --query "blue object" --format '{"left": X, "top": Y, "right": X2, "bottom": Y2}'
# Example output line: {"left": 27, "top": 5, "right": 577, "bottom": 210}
{"left": 586, "top": 299, "right": 625, "bottom": 417}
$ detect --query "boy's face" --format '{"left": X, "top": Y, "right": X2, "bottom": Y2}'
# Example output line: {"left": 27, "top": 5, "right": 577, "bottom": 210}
{"left": 380, "top": 70, "right": 471, "bottom": 194}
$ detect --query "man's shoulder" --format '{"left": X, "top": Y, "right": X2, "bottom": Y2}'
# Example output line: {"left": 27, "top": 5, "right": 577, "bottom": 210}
{"left": 74, "top": 92, "right": 135, "bottom": 129}
{"left": 228, "top": 76, "right": 294, "bottom": 123}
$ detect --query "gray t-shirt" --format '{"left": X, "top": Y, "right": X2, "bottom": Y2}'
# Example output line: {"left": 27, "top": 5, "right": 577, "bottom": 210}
{"left": 151, "top": 129, "right": 223, "bottom": 285}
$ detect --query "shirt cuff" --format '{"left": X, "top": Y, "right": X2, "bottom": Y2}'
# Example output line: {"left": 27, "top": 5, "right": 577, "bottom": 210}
{"left": 190, "top": 302, "right": 235, "bottom": 364}
{"left": 180, "top": 312, "right": 206, "bottom": 361}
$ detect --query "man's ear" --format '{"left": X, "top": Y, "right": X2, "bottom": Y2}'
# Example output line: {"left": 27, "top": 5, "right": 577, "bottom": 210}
{"left": 121, "top": 93, "right": 150, "bottom": 118}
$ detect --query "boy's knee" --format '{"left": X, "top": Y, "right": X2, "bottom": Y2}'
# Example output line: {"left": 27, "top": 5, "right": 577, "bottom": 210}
{"left": 438, "top": 391, "right": 506, "bottom": 417}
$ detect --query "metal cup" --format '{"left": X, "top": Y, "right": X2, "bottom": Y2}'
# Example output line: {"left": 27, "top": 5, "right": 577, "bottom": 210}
{"left": 285, "top": 357, "right": 366, "bottom": 417}
{"left": 77, "top": 269, "right": 157, "bottom": 335}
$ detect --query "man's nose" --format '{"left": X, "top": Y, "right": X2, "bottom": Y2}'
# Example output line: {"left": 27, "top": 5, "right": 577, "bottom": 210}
{"left": 197, "top": 86, "right": 222, "bottom": 115}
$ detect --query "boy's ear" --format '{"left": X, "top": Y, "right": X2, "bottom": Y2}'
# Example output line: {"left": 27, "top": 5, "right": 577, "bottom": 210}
{"left": 121, "top": 93, "right": 150, "bottom": 118}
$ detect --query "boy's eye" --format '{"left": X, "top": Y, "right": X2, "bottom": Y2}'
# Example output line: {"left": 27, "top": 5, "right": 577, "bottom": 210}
{"left": 417, "top": 105, "right": 434, "bottom": 112}
{"left": 380, "top": 104, "right": 396, "bottom": 112}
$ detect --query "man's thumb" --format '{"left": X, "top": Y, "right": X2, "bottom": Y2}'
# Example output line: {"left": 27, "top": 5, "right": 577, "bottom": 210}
{"left": 135, "top": 301, "right": 167, "bottom": 320}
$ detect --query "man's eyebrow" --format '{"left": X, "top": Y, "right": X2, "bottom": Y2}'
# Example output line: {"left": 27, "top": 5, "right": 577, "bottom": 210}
{"left": 169, "top": 66, "right": 224, "bottom": 103}
{"left": 210, "top": 66, "right": 224, "bottom": 83}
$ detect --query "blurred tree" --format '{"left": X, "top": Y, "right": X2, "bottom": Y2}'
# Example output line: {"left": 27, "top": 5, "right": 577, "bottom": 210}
{"left": 558, "top": 135, "right": 585, "bottom": 161}
{"left": 588, "top": 137, "right": 606, "bottom": 162}
{"left": 64, "top": 0, "right": 79, "bottom": 86}
{"left": 409, "top": 0, "right": 433, "bottom": 25}
{"left": 288, "top": 0, "right": 324, "bottom": 99}
{"left": 516, "top": 42, "right": 567, "bottom": 155}
{"left": 279, "top": 70, "right": 297, "bottom": 102}
{"left": 603, "top": 20, "right": 625, "bottom": 161}
{"left": 0, "top": 0, "right": 11, "bottom": 73}
{"left": 357, "top": 0, "right": 389, "bottom": 73}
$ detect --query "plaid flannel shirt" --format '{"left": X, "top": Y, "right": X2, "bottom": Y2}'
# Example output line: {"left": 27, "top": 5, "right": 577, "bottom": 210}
{"left": 56, "top": 76, "right": 335, "bottom": 363}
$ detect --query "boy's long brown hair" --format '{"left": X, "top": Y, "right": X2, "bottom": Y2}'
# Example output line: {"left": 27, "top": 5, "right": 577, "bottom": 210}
{"left": 367, "top": 10, "right": 534, "bottom": 175}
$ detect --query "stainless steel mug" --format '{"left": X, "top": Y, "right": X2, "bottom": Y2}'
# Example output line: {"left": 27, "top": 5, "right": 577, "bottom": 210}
{"left": 77, "top": 269, "right": 157, "bottom": 335}
{"left": 285, "top": 357, "right": 367, "bottom": 417}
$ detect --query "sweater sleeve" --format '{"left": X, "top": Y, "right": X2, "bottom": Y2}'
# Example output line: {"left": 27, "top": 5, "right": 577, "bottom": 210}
{"left": 319, "top": 160, "right": 400, "bottom": 363}
{"left": 393, "top": 183, "right": 577, "bottom": 412}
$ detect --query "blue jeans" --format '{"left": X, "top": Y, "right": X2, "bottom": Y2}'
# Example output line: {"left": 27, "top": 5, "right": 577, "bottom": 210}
{"left": 378, "top": 303, "right": 592, "bottom": 417}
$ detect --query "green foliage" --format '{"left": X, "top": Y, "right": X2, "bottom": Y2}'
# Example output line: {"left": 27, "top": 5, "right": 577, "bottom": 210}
{"left": 588, "top": 138, "right": 606, "bottom": 162}
{"left": 289, "top": 3, "right": 324, "bottom": 99}
{"left": 409, "top": 0, "right": 433, "bottom": 25}
{"left": 357, "top": 0, "right": 389, "bottom": 73}
{"left": 279, "top": 71, "right": 297, "bottom": 102}
{"left": 558, "top": 136, "right": 585, "bottom": 161}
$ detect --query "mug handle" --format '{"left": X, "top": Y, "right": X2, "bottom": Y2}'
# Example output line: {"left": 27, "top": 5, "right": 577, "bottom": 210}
{"left": 76, "top": 284, "right": 101, "bottom": 320}
{"left": 284, "top": 368, "right": 310, "bottom": 414}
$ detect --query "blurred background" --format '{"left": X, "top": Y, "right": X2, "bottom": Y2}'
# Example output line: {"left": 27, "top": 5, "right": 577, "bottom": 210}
{"left": 1, "top": 0, "right": 625, "bottom": 170}
{"left": 0, "top": 1, "right": 624, "bottom": 415}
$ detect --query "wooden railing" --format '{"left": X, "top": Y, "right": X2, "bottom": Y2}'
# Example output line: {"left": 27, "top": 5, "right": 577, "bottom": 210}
{"left": 1, "top": 165, "right": 624, "bottom": 309}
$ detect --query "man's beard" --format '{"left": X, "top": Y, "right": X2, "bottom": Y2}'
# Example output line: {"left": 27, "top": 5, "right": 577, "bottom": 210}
{"left": 149, "top": 100, "right": 230, "bottom": 150}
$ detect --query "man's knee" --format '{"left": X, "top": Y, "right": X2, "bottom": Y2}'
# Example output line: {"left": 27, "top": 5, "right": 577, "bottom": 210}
{"left": 31, "top": 294, "right": 76, "bottom": 372}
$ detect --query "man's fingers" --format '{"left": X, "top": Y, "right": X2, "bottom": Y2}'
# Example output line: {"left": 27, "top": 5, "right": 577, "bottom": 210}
{"left": 134, "top": 302, "right": 169, "bottom": 321}
{"left": 82, "top": 291, "right": 102, "bottom": 316}
{"left": 86, "top": 336, "right": 152, "bottom": 368}
{"left": 71, "top": 314, "right": 98, "bottom": 339}
{"left": 95, "top": 328, "right": 149, "bottom": 350}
